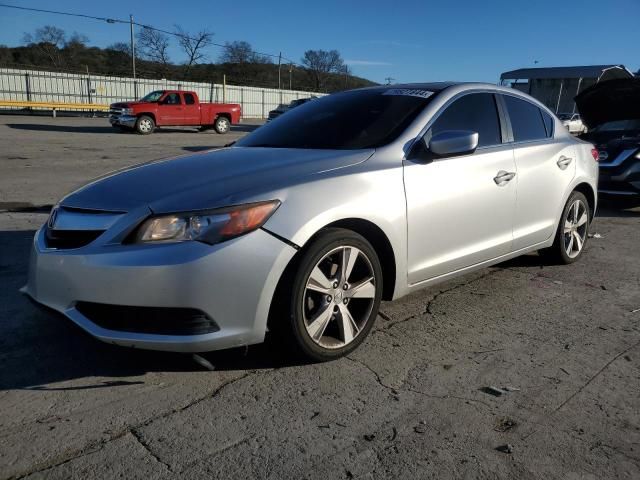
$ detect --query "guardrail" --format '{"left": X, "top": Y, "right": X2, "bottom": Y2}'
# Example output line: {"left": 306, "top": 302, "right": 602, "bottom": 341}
{"left": 0, "top": 100, "right": 109, "bottom": 117}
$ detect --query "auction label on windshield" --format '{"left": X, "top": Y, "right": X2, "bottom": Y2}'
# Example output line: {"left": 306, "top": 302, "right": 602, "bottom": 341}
{"left": 383, "top": 89, "right": 434, "bottom": 99}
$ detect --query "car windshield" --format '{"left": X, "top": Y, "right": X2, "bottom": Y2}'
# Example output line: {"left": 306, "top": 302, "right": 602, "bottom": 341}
{"left": 238, "top": 88, "right": 438, "bottom": 150}
{"left": 140, "top": 91, "right": 164, "bottom": 102}
{"left": 557, "top": 113, "right": 573, "bottom": 120}
{"left": 592, "top": 119, "right": 640, "bottom": 132}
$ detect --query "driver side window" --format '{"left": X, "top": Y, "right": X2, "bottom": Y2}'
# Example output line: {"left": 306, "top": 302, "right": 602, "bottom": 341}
{"left": 426, "top": 93, "right": 502, "bottom": 148}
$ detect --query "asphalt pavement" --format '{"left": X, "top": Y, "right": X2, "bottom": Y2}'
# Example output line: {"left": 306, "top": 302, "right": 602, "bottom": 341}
{"left": 0, "top": 115, "right": 639, "bottom": 479}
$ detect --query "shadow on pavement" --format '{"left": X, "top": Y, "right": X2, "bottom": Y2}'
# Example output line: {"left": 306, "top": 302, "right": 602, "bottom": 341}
{"left": 6, "top": 123, "right": 262, "bottom": 135}
{"left": 597, "top": 197, "right": 640, "bottom": 218}
{"left": 0, "top": 229, "right": 301, "bottom": 392}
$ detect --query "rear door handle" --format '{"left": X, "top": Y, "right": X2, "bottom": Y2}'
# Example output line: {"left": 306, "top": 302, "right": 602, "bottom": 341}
{"left": 557, "top": 156, "right": 573, "bottom": 170}
{"left": 493, "top": 170, "right": 516, "bottom": 186}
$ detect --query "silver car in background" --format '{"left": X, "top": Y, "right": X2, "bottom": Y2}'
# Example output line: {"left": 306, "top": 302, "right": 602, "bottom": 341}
{"left": 23, "top": 83, "right": 599, "bottom": 361}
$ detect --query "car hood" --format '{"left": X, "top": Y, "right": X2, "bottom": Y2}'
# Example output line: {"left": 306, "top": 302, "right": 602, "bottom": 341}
{"left": 60, "top": 147, "right": 374, "bottom": 212}
{"left": 575, "top": 78, "right": 640, "bottom": 129}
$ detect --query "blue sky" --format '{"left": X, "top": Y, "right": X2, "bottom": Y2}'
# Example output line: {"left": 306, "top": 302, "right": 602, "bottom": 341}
{"left": 0, "top": 0, "right": 638, "bottom": 84}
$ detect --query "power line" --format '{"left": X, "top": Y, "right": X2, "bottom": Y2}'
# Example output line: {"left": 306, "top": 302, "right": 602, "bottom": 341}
{"left": 0, "top": 2, "right": 301, "bottom": 66}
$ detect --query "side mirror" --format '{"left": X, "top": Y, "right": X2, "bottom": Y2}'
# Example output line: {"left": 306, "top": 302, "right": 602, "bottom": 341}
{"left": 427, "top": 130, "right": 479, "bottom": 157}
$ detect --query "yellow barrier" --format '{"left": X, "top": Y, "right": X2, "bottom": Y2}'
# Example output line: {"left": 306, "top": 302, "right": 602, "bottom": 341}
{"left": 0, "top": 100, "right": 109, "bottom": 115}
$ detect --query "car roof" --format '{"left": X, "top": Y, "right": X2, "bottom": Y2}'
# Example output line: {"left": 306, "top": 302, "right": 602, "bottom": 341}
{"left": 361, "top": 81, "right": 506, "bottom": 93}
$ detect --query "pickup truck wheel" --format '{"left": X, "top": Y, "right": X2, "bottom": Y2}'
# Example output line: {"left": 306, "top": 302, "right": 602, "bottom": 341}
{"left": 135, "top": 115, "right": 155, "bottom": 135}
{"left": 214, "top": 116, "right": 230, "bottom": 134}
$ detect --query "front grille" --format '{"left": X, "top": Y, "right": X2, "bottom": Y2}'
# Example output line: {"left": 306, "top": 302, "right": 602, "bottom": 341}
{"left": 45, "top": 227, "right": 104, "bottom": 249}
{"left": 75, "top": 302, "right": 219, "bottom": 336}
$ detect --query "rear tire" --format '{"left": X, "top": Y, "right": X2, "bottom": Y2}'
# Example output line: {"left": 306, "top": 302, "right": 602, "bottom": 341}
{"left": 539, "top": 191, "right": 589, "bottom": 264}
{"left": 272, "top": 228, "right": 383, "bottom": 362}
{"left": 135, "top": 115, "right": 155, "bottom": 135}
{"left": 214, "top": 116, "right": 230, "bottom": 134}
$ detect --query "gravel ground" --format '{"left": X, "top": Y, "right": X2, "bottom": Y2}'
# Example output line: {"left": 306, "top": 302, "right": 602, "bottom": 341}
{"left": 0, "top": 115, "right": 639, "bottom": 479}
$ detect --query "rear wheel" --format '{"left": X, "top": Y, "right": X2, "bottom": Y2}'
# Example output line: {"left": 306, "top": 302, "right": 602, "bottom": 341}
{"left": 135, "top": 115, "right": 155, "bottom": 135}
{"left": 274, "top": 228, "right": 383, "bottom": 362}
{"left": 540, "top": 191, "right": 589, "bottom": 264}
{"left": 214, "top": 116, "right": 230, "bottom": 134}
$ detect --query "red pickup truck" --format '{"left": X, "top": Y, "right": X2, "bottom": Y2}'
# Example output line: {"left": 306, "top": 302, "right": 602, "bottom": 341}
{"left": 109, "top": 90, "right": 241, "bottom": 135}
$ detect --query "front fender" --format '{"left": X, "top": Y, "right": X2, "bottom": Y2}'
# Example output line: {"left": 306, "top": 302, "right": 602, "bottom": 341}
{"left": 263, "top": 163, "right": 408, "bottom": 298}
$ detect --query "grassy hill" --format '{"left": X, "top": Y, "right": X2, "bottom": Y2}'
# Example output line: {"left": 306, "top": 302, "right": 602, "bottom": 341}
{"left": 0, "top": 43, "right": 378, "bottom": 93}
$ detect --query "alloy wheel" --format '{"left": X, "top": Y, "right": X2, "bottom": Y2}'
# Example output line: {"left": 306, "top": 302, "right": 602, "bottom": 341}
{"left": 139, "top": 118, "right": 152, "bottom": 133}
{"left": 563, "top": 199, "right": 588, "bottom": 258}
{"left": 302, "top": 246, "right": 376, "bottom": 349}
{"left": 216, "top": 118, "right": 229, "bottom": 133}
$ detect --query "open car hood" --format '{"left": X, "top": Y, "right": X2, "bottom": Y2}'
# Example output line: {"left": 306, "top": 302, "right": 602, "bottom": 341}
{"left": 575, "top": 78, "right": 640, "bottom": 129}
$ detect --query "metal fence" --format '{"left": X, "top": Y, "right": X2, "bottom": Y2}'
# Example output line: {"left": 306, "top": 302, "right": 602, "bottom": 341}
{"left": 0, "top": 67, "right": 323, "bottom": 118}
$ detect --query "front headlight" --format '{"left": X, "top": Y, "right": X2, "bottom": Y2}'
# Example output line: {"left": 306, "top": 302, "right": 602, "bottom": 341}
{"left": 122, "top": 108, "right": 134, "bottom": 115}
{"left": 133, "top": 200, "right": 280, "bottom": 245}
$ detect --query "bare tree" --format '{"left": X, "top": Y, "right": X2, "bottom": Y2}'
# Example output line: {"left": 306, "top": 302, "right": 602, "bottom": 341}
{"left": 219, "top": 41, "right": 272, "bottom": 64}
{"left": 136, "top": 27, "right": 171, "bottom": 65}
{"left": 174, "top": 25, "right": 213, "bottom": 70}
{"left": 301, "top": 49, "right": 345, "bottom": 91}
{"left": 22, "top": 25, "right": 66, "bottom": 67}
{"left": 219, "top": 41, "right": 252, "bottom": 63}
{"left": 66, "top": 32, "right": 89, "bottom": 48}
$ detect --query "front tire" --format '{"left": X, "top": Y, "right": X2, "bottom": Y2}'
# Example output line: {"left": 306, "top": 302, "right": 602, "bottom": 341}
{"left": 135, "top": 115, "right": 155, "bottom": 135}
{"left": 214, "top": 116, "right": 230, "bottom": 134}
{"left": 275, "top": 228, "right": 383, "bottom": 362}
{"left": 540, "top": 191, "right": 590, "bottom": 264}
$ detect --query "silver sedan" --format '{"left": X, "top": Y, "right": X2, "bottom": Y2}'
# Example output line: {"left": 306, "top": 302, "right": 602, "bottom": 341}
{"left": 23, "top": 83, "right": 599, "bottom": 361}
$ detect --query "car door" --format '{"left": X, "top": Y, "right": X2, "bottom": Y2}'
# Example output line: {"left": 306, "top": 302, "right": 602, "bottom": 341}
{"left": 182, "top": 92, "right": 200, "bottom": 125}
{"left": 158, "top": 92, "right": 184, "bottom": 125}
{"left": 500, "top": 94, "right": 576, "bottom": 250}
{"left": 404, "top": 92, "right": 517, "bottom": 284}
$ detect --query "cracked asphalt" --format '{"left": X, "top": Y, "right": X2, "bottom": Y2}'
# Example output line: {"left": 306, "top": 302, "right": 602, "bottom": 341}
{"left": 1, "top": 115, "right": 639, "bottom": 479}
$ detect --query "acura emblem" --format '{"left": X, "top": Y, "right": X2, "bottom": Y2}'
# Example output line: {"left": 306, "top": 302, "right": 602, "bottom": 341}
{"left": 48, "top": 207, "right": 59, "bottom": 229}
{"left": 598, "top": 151, "right": 608, "bottom": 162}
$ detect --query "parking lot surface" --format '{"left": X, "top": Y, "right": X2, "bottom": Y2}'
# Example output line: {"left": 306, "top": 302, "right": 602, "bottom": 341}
{"left": 1, "top": 115, "right": 639, "bottom": 479}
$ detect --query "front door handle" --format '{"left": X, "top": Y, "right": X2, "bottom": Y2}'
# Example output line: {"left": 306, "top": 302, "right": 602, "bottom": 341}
{"left": 557, "top": 156, "right": 573, "bottom": 170}
{"left": 493, "top": 170, "right": 516, "bottom": 186}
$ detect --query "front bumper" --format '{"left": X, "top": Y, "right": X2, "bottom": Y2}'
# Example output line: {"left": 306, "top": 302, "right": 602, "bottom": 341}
{"left": 109, "top": 115, "right": 137, "bottom": 128}
{"left": 22, "top": 227, "right": 296, "bottom": 352}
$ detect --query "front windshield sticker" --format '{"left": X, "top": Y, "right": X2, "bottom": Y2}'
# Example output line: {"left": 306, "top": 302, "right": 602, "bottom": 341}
{"left": 383, "top": 88, "right": 434, "bottom": 99}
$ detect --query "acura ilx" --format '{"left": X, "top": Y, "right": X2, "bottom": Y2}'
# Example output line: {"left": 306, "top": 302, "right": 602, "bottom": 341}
{"left": 23, "top": 83, "right": 599, "bottom": 361}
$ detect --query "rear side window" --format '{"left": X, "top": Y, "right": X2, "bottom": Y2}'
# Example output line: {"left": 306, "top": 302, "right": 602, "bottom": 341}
{"left": 428, "top": 93, "right": 501, "bottom": 148}
{"left": 541, "top": 110, "right": 554, "bottom": 137}
{"left": 504, "top": 95, "right": 547, "bottom": 142}
{"left": 163, "top": 93, "right": 182, "bottom": 105}
{"left": 184, "top": 93, "right": 196, "bottom": 105}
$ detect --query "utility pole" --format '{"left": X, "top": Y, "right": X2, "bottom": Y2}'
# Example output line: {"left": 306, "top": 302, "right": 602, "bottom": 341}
{"left": 289, "top": 63, "right": 293, "bottom": 90}
{"left": 130, "top": 14, "right": 137, "bottom": 98}
{"left": 277, "top": 52, "right": 282, "bottom": 90}
{"left": 129, "top": 15, "right": 136, "bottom": 79}
{"left": 384, "top": 77, "right": 395, "bottom": 85}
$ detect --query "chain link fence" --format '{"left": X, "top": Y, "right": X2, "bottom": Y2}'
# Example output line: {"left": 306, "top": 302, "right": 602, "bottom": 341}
{"left": 0, "top": 66, "right": 324, "bottom": 119}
